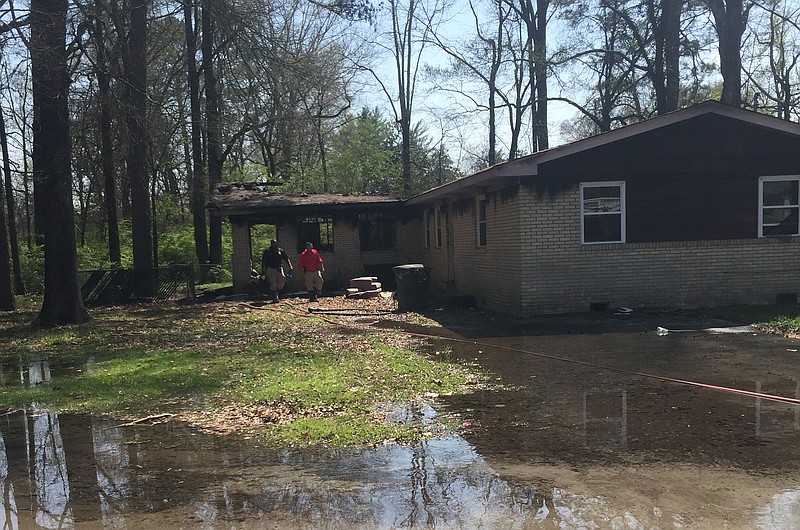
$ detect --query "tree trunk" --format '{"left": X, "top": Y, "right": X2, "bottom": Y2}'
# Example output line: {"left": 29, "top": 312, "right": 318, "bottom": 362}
{"left": 125, "top": 0, "right": 153, "bottom": 270}
{"left": 22, "top": 120, "right": 32, "bottom": 250}
{"left": 662, "top": 0, "right": 682, "bottom": 111}
{"left": 0, "top": 108, "right": 24, "bottom": 294}
{"left": 184, "top": 0, "right": 209, "bottom": 279}
{"left": 202, "top": 0, "right": 223, "bottom": 265}
{"left": 533, "top": 0, "right": 548, "bottom": 151}
{"left": 0, "top": 124, "right": 14, "bottom": 310}
{"left": 30, "top": 0, "right": 89, "bottom": 325}
{"left": 708, "top": 0, "right": 746, "bottom": 107}
{"left": 95, "top": 10, "right": 121, "bottom": 266}
{"left": 513, "top": 0, "right": 549, "bottom": 152}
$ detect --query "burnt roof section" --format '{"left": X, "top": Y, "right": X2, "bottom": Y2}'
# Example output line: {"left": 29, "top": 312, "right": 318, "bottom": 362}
{"left": 209, "top": 183, "right": 404, "bottom": 217}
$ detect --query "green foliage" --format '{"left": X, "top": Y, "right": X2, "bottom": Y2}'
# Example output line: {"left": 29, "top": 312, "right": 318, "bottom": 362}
{"left": 158, "top": 224, "right": 197, "bottom": 265}
{"left": 157, "top": 221, "right": 233, "bottom": 273}
{"left": 207, "top": 265, "right": 232, "bottom": 282}
{"left": 327, "top": 108, "right": 401, "bottom": 195}
{"left": 250, "top": 224, "right": 277, "bottom": 266}
{"left": 223, "top": 164, "right": 272, "bottom": 184}
{"left": 76, "top": 219, "right": 134, "bottom": 270}
{"left": 19, "top": 246, "right": 44, "bottom": 294}
{"left": 154, "top": 194, "right": 187, "bottom": 230}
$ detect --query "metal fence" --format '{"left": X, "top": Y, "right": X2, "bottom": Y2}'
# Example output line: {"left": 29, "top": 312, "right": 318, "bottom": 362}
{"left": 80, "top": 265, "right": 195, "bottom": 305}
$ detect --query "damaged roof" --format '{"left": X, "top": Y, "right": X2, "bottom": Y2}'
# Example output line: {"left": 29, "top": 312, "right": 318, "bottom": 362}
{"left": 209, "top": 183, "right": 404, "bottom": 217}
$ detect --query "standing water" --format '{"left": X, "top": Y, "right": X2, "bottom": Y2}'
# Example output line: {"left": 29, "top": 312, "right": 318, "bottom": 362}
{"left": 3, "top": 314, "right": 800, "bottom": 528}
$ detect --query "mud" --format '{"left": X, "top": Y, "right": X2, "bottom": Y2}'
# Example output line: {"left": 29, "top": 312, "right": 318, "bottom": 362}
{"left": 3, "top": 312, "right": 800, "bottom": 528}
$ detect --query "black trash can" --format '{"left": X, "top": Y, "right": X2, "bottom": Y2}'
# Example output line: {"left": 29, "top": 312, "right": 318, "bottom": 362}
{"left": 393, "top": 264, "right": 430, "bottom": 312}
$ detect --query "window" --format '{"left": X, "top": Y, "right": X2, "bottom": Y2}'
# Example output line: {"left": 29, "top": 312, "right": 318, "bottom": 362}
{"left": 759, "top": 176, "right": 800, "bottom": 237}
{"left": 359, "top": 213, "right": 395, "bottom": 251}
{"left": 581, "top": 182, "right": 625, "bottom": 244}
{"left": 435, "top": 209, "right": 443, "bottom": 248}
{"left": 424, "top": 210, "right": 432, "bottom": 248}
{"left": 297, "top": 217, "right": 334, "bottom": 253}
{"left": 477, "top": 197, "right": 487, "bottom": 247}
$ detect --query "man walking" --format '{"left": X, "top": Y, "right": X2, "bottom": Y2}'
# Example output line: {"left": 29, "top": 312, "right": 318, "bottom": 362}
{"left": 261, "top": 239, "right": 293, "bottom": 301}
{"left": 297, "top": 242, "right": 324, "bottom": 301}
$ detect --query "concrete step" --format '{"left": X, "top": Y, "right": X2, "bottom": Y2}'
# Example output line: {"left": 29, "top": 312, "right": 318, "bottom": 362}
{"left": 350, "top": 277, "right": 381, "bottom": 291}
{"left": 346, "top": 288, "right": 383, "bottom": 299}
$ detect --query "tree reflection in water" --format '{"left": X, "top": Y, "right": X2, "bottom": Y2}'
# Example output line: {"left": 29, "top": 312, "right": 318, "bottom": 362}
{"left": 3, "top": 353, "right": 800, "bottom": 528}
{"left": 0, "top": 427, "right": 19, "bottom": 529}
{"left": 32, "top": 411, "right": 73, "bottom": 528}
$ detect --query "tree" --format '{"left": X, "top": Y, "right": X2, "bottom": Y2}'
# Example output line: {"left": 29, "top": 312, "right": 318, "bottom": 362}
{"left": 92, "top": 1, "right": 122, "bottom": 266}
{"left": 707, "top": 0, "right": 751, "bottom": 106}
{"left": 202, "top": 0, "right": 223, "bottom": 264}
{"left": 1, "top": 102, "right": 23, "bottom": 294}
{"left": 183, "top": 0, "right": 209, "bottom": 275}
{"left": 326, "top": 108, "right": 399, "bottom": 194}
{"left": 427, "top": 0, "right": 512, "bottom": 166}
{"left": 120, "top": 0, "right": 154, "bottom": 269}
{"left": 366, "top": 0, "right": 443, "bottom": 195}
{"left": 504, "top": 0, "right": 550, "bottom": 151}
{"left": 0, "top": 110, "right": 14, "bottom": 309}
{"left": 553, "top": 0, "right": 645, "bottom": 131}
{"left": 742, "top": 0, "right": 800, "bottom": 119}
{"left": 29, "top": 0, "right": 89, "bottom": 324}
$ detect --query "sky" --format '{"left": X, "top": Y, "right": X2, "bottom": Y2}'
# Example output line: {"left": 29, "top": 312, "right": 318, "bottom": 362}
{"left": 347, "top": 0, "right": 580, "bottom": 171}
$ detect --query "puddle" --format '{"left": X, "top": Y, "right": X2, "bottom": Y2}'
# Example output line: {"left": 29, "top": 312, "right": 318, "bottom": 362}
{"left": 3, "top": 319, "right": 800, "bottom": 528}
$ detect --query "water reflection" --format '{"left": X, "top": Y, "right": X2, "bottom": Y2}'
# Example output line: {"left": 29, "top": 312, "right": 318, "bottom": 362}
{"left": 2, "top": 406, "right": 799, "bottom": 528}
{"left": 0, "top": 427, "right": 18, "bottom": 529}
{"left": 0, "top": 408, "right": 691, "bottom": 529}
{"left": 755, "top": 378, "right": 800, "bottom": 438}
{"left": 3, "top": 329, "right": 800, "bottom": 528}
{"left": 582, "top": 389, "right": 627, "bottom": 448}
{"left": 32, "top": 411, "right": 73, "bottom": 528}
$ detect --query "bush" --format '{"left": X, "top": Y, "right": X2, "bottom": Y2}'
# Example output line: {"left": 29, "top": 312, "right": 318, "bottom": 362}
{"left": 19, "top": 246, "right": 45, "bottom": 294}
{"left": 158, "top": 225, "right": 197, "bottom": 265}
{"left": 207, "top": 265, "right": 232, "bottom": 283}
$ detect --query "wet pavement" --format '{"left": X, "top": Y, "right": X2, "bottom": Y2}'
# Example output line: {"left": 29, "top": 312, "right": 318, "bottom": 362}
{"left": 3, "top": 313, "right": 800, "bottom": 528}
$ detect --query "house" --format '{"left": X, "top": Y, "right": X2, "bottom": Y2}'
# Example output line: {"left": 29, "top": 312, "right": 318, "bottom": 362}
{"left": 208, "top": 187, "right": 415, "bottom": 293}
{"left": 210, "top": 102, "right": 800, "bottom": 315}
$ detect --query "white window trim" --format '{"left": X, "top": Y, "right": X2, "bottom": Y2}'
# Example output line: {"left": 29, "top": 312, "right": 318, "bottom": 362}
{"left": 758, "top": 175, "right": 800, "bottom": 237}
{"left": 424, "top": 210, "right": 431, "bottom": 248}
{"left": 580, "top": 181, "right": 626, "bottom": 244}
{"left": 435, "top": 209, "right": 443, "bottom": 248}
{"left": 476, "top": 197, "right": 487, "bottom": 247}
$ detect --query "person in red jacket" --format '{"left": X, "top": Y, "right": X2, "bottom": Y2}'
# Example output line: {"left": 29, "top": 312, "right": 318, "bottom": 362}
{"left": 297, "top": 242, "right": 324, "bottom": 301}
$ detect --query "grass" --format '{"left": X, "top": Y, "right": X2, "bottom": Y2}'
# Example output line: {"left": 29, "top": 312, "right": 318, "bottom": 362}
{"left": 713, "top": 304, "right": 800, "bottom": 334}
{"left": 0, "top": 297, "right": 489, "bottom": 447}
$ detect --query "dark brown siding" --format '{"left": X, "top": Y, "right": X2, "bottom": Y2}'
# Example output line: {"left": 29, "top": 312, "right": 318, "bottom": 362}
{"left": 536, "top": 114, "right": 800, "bottom": 242}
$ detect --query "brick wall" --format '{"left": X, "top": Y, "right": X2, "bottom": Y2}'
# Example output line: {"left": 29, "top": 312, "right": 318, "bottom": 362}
{"left": 455, "top": 193, "right": 522, "bottom": 313}
{"left": 231, "top": 220, "right": 252, "bottom": 293}
{"left": 418, "top": 207, "right": 451, "bottom": 290}
{"left": 519, "top": 185, "right": 800, "bottom": 314}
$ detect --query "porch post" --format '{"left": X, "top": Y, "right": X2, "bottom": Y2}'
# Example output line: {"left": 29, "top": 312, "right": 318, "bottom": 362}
{"left": 231, "top": 219, "right": 252, "bottom": 294}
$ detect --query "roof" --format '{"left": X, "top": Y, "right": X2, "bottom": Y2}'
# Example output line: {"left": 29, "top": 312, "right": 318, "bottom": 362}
{"left": 209, "top": 183, "right": 403, "bottom": 217}
{"left": 406, "top": 101, "right": 800, "bottom": 205}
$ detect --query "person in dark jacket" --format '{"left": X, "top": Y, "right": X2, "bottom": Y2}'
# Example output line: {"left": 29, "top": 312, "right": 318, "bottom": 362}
{"left": 261, "top": 239, "right": 293, "bottom": 301}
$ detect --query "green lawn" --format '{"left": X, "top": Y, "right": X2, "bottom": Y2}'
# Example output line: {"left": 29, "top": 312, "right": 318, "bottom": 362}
{"left": 0, "top": 297, "right": 489, "bottom": 446}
